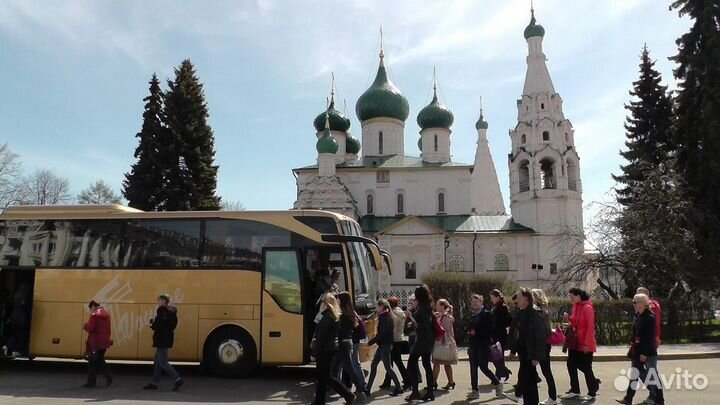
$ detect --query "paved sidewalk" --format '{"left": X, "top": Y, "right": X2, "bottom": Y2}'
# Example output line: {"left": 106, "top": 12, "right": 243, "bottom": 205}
{"left": 457, "top": 343, "right": 720, "bottom": 361}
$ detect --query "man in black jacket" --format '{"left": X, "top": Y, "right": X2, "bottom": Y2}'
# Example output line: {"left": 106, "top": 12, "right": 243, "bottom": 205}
{"left": 143, "top": 294, "right": 184, "bottom": 391}
{"left": 616, "top": 294, "right": 664, "bottom": 405}
{"left": 515, "top": 288, "right": 547, "bottom": 405}
{"left": 467, "top": 294, "right": 503, "bottom": 400}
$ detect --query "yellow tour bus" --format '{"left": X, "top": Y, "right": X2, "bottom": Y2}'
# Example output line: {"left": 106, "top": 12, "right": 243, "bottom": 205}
{"left": 0, "top": 204, "right": 389, "bottom": 377}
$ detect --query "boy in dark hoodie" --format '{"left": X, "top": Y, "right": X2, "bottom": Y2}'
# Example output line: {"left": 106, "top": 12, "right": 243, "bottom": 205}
{"left": 144, "top": 294, "right": 184, "bottom": 391}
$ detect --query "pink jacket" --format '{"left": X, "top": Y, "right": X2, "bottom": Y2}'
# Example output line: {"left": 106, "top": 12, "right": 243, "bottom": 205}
{"left": 569, "top": 300, "right": 596, "bottom": 353}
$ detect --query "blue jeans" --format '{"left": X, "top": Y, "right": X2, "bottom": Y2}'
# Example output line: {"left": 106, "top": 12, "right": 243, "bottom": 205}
{"left": 332, "top": 342, "right": 366, "bottom": 392}
{"left": 625, "top": 355, "right": 664, "bottom": 404}
{"left": 152, "top": 348, "right": 180, "bottom": 384}
{"left": 351, "top": 343, "right": 365, "bottom": 387}
{"left": 367, "top": 344, "right": 400, "bottom": 391}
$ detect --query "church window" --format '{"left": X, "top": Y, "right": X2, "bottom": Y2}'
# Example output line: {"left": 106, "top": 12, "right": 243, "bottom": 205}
{"left": 434, "top": 135, "right": 438, "bottom": 152}
{"left": 541, "top": 103, "right": 545, "bottom": 109}
{"left": 449, "top": 255, "right": 464, "bottom": 272}
{"left": 397, "top": 193, "right": 404, "bottom": 215}
{"left": 405, "top": 262, "right": 417, "bottom": 279}
{"left": 526, "top": 105, "right": 529, "bottom": 112}
{"left": 521, "top": 134, "right": 527, "bottom": 144}
{"left": 379, "top": 131, "right": 384, "bottom": 154}
{"left": 376, "top": 171, "right": 390, "bottom": 183}
{"left": 567, "top": 159, "right": 579, "bottom": 191}
{"left": 438, "top": 192, "right": 445, "bottom": 213}
{"left": 550, "top": 263, "right": 558, "bottom": 274}
{"left": 366, "top": 194, "right": 374, "bottom": 215}
{"left": 494, "top": 254, "right": 509, "bottom": 271}
{"left": 540, "top": 158, "right": 557, "bottom": 189}
{"left": 542, "top": 131, "right": 550, "bottom": 141}
{"left": 565, "top": 132, "right": 569, "bottom": 143}
{"left": 519, "top": 160, "right": 530, "bottom": 192}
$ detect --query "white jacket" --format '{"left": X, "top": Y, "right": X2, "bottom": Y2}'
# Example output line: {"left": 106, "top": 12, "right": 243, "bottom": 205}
{"left": 392, "top": 307, "right": 406, "bottom": 342}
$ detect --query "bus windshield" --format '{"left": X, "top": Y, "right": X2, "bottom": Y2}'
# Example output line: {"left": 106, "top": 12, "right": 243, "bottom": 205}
{"left": 340, "top": 220, "right": 377, "bottom": 313}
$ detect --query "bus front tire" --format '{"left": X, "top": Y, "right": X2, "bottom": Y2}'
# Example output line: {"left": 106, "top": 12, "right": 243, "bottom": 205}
{"left": 203, "top": 326, "right": 257, "bottom": 378}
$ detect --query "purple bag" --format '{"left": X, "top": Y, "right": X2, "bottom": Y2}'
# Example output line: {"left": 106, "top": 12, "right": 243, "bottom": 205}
{"left": 489, "top": 341, "right": 504, "bottom": 362}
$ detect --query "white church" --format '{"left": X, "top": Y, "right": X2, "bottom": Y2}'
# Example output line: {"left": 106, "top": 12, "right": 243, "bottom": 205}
{"left": 294, "top": 10, "right": 584, "bottom": 298}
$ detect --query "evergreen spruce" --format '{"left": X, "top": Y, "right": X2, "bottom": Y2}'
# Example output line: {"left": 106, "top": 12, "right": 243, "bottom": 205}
{"left": 671, "top": 0, "right": 720, "bottom": 284}
{"left": 612, "top": 46, "right": 674, "bottom": 207}
{"left": 163, "top": 59, "right": 221, "bottom": 211}
{"left": 123, "top": 74, "right": 166, "bottom": 211}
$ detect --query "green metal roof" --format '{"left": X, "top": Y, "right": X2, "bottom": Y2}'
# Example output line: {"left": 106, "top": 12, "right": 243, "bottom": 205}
{"left": 355, "top": 58, "right": 410, "bottom": 122}
{"left": 294, "top": 154, "right": 472, "bottom": 171}
{"left": 313, "top": 97, "right": 351, "bottom": 133}
{"left": 417, "top": 91, "right": 454, "bottom": 130}
{"left": 360, "top": 215, "right": 534, "bottom": 234}
{"left": 524, "top": 11, "right": 545, "bottom": 39}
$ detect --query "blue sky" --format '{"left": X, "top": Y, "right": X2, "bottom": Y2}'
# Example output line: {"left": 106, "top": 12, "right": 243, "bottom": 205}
{"left": 0, "top": 0, "right": 690, "bottom": 220}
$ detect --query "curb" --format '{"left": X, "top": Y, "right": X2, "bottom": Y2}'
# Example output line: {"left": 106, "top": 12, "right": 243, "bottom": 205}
{"left": 456, "top": 351, "right": 720, "bottom": 362}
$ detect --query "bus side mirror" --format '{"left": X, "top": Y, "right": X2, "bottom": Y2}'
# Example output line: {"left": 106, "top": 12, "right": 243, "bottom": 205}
{"left": 366, "top": 244, "right": 385, "bottom": 272}
{"left": 381, "top": 251, "right": 392, "bottom": 272}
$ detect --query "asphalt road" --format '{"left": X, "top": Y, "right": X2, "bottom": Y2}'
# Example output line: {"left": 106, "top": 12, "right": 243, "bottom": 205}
{"left": 0, "top": 358, "right": 718, "bottom": 405}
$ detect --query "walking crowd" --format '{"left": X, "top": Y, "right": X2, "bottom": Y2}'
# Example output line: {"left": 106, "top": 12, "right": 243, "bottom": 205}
{"left": 73, "top": 284, "right": 664, "bottom": 405}
{"left": 310, "top": 284, "right": 665, "bottom": 405}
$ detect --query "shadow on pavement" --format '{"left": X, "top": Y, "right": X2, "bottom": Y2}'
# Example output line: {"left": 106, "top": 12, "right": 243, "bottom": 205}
{"left": 0, "top": 358, "right": 317, "bottom": 403}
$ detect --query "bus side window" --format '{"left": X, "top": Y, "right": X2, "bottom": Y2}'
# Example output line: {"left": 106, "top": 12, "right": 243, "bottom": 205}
{"left": 264, "top": 250, "right": 302, "bottom": 313}
{"left": 203, "top": 219, "right": 290, "bottom": 270}
{"left": 124, "top": 220, "right": 201, "bottom": 268}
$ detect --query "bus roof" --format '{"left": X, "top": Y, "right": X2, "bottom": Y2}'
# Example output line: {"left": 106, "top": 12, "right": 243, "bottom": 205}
{"left": 0, "top": 204, "right": 351, "bottom": 222}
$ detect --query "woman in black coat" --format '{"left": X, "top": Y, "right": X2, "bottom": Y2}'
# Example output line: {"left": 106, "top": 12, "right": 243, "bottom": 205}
{"left": 490, "top": 289, "right": 512, "bottom": 381}
{"left": 312, "top": 294, "right": 355, "bottom": 405}
{"left": 405, "top": 285, "right": 435, "bottom": 401}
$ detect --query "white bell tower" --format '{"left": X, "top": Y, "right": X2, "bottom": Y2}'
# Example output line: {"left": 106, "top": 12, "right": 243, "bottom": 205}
{"left": 508, "top": 8, "right": 583, "bottom": 265}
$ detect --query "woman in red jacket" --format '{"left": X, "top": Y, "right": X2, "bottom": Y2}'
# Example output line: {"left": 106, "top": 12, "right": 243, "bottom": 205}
{"left": 560, "top": 288, "right": 600, "bottom": 401}
{"left": 83, "top": 300, "right": 113, "bottom": 388}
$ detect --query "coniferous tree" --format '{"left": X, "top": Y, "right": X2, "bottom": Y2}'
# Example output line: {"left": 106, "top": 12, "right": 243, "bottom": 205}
{"left": 612, "top": 46, "right": 674, "bottom": 207}
{"left": 123, "top": 74, "right": 167, "bottom": 211}
{"left": 163, "top": 59, "right": 221, "bottom": 211}
{"left": 670, "top": 0, "right": 720, "bottom": 287}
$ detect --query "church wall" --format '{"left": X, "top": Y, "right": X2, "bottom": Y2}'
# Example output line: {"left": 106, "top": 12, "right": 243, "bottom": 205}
{"left": 336, "top": 168, "right": 472, "bottom": 217}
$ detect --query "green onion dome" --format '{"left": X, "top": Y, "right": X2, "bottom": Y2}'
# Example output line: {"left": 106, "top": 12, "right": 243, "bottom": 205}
{"left": 524, "top": 11, "right": 545, "bottom": 39}
{"left": 417, "top": 89, "right": 454, "bottom": 130}
{"left": 355, "top": 56, "right": 410, "bottom": 122}
{"left": 313, "top": 96, "right": 351, "bottom": 133}
{"left": 475, "top": 111, "right": 489, "bottom": 130}
{"left": 346, "top": 134, "right": 361, "bottom": 154}
{"left": 417, "top": 138, "right": 422, "bottom": 152}
{"left": 316, "top": 115, "right": 339, "bottom": 154}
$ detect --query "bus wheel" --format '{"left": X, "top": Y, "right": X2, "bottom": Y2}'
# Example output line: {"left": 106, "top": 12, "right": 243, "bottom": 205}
{"left": 203, "top": 326, "right": 257, "bottom": 378}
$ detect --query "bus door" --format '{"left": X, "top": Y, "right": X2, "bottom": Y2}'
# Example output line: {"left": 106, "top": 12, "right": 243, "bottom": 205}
{"left": 261, "top": 249, "right": 304, "bottom": 365}
{"left": 0, "top": 267, "right": 35, "bottom": 358}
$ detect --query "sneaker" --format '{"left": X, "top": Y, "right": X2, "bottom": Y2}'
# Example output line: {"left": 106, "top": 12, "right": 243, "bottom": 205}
{"left": 541, "top": 399, "right": 558, "bottom": 405}
{"left": 494, "top": 383, "right": 503, "bottom": 398}
{"left": 643, "top": 398, "right": 656, "bottom": 404}
{"left": 143, "top": 383, "right": 159, "bottom": 390}
{"left": 467, "top": 390, "right": 480, "bottom": 400}
{"left": 579, "top": 395, "right": 596, "bottom": 401}
{"left": 560, "top": 392, "right": 580, "bottom": 399}
{"left": 172, "top": 378, "right": 184, "bottom": 391}
{"left": 354, "top": 391, "right": 366, "bottom": 402}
